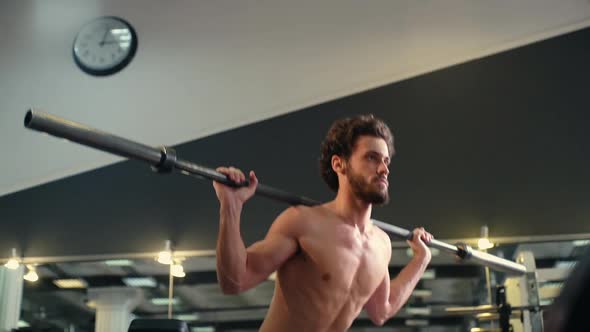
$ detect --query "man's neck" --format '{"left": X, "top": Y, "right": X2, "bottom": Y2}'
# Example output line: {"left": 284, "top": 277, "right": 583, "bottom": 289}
{"left": 329, "top": 190, "right": 373, "bottom": 233}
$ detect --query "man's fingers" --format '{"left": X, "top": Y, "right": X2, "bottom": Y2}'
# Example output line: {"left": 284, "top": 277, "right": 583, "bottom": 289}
{"left": 215, "top": 167, "right": 231, "bottom": 183}
{"left": 412, "top": 227, "right": 434, "bottom": 243}
{"left": 217, "top": 166, "right": 248, "bottom": 183}
{"left": 249, "top": 171, "right": 258, "bottom": 188}
{"left": 230, "top": 167, "right": 245, "bottom": 183}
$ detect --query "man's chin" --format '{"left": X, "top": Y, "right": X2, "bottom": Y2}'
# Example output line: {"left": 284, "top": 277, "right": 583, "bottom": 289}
{"left": 363, "top": 191, "right": 389, "bottom": 205}
{"left": 373, "top": 196, "right": 390, "bottom": 206}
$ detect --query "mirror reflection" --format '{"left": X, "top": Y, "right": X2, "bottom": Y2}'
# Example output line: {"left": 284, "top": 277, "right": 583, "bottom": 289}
{"left": 3, "top": 235, "right": 588, "bottom": 332}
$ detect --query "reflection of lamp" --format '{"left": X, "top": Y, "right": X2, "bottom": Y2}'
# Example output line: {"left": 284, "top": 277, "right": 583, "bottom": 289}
{"left": 24, "top": 265, "right": 39, "bottom": 282}
{"left": 4, "top": 248, "right": 20, "bottom": 270}
{"left": 158, "top": 240, "right": 186, "bottom": 277}
{"left": 477, "top": 226, "right": 494, "bottom": 250}
{"left": 171, "top": 259, "right": 185, "bottom": 278}
{"left": 157, "top": 240, "right": 173, "bottom": 265}
{"left": 53, "top": 278, "right": 88, "bottom": 289}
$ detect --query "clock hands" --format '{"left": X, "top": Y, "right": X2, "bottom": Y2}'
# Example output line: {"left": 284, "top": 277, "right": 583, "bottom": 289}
{"left": 99, "top": 25, "right": 110, "bottom": 47}
{"left": 101, "top": 40, "right": 124, "bottom": 46}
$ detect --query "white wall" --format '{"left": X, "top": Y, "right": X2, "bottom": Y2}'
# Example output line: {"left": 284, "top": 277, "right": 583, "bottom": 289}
{"left": 2, "top": 0, "right": 590, "bottom": 196}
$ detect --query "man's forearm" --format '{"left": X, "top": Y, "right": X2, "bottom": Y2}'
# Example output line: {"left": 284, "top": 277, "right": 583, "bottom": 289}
{"left": 387, "top": 254, "right": 430, "bottom": 315}
{"left": 216, "top": 202, "right": 248, "bottom": 292}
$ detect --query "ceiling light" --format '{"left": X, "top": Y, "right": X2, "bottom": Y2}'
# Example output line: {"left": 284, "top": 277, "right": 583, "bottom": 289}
{"left": 192, "top": 327, "right": 214, "bottom": 332}
{"left": 23, "top": 265, "right": 39, "bottom": 282}
{"left": 104, "top": 259, "right": 134, "bottom": 266}
{"left": 4, "top": 248, "right": 20, "bottom": 270}
{"left": 4, "top": 258, "right": 19, "bottom": 270}
{"left": 477, "top": 238, "right": 494, "bottom": 250}
{"left": 412, "top": 289, "right": 433, "bottom": 298}
{"left": 406, "top": 306, "right": 432, "bottom": 316}
{"left": 171, "top": 261, "right": 185, "bottom": 278}
{"left": 122, "top": 277, "right": 158, "bottom": 288}
{"left": 157, "top": 240, "right": 173, "bottom": 265}
{"left": 405, "top": 319, "right": 429, "bottom": 326}
{"left": 158, "top": 251, "right": 172, "bottom": 265}
{"left": 151, "top": 297, "right": 180, "bottom": 306}
{"left": 53, "top": 278, "right": 87, "bottom": 289}
{"left": 421, "top": 269, "right": 435, "bottom": 280}
{"left": 477, "top": 225, "right": 494, "bottom": 250}
{"left": 175, "top": 314, "right": 199, "bottom": 321}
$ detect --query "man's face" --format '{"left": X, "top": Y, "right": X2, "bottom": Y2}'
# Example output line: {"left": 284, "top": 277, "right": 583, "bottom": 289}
{"left": 345, "top": 136, "right": 391, "bottom": 205}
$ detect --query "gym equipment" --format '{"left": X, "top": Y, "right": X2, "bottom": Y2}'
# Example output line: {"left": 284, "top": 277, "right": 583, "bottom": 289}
{"left": 448, "top": 248, "right": 590, "bottom": 332}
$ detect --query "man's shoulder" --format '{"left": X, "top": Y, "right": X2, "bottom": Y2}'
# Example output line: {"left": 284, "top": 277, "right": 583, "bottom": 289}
{"left": 281, "top": 204, "right": 327, "bottom": 218}
{"left": 371, "top": 223, "right": 393, "bottom": 246}
{"left": 272, "top": 206, "right": 309, "bottom": 228}
{"left": 272, "top": 204, "right": 327, "bottom": 230}
{"left": 371, "top": 224, "right": 388, "bottom": 237}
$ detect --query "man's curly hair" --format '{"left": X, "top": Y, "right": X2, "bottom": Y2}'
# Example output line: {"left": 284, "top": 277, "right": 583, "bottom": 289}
{"left": 319, "top": 114, "right": 394, "bottom": 192}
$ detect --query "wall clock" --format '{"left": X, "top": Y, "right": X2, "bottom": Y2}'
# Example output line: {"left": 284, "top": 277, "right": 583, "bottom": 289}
{"left": 73, "top": 16, "right": 138, "bottom": 76}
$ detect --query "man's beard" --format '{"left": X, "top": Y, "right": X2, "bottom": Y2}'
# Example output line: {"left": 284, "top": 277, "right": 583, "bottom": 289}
{"left": 347, "top": 166, "right": 389, "bottom": 205}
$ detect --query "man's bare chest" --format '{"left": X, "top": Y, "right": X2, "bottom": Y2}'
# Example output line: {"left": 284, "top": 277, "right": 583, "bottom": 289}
{"left": 297, "top": 226, "right": 389, "bottom": 294}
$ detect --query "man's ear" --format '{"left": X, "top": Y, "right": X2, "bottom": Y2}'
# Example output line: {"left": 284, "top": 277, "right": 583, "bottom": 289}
{"left": 331, "top": 155, "right": 346, "bottom": 175}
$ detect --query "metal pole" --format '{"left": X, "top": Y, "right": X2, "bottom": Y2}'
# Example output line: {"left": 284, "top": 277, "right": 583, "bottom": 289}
{"left": 168, "top": 263, "right": 174, "bottom": 319}
{"left": 24, "top": 110, "right": 527, "bottom": 275}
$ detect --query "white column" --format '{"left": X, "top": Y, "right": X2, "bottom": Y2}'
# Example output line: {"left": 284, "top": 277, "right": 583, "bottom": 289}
{"left": 0, "top": 266, "right": 24, "bottom": 332}
{"left": 88, "top": 287, "right": 142, "bottom": 332}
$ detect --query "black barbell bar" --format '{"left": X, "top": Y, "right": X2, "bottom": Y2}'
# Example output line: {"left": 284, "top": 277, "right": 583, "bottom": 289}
{"left": 24, "top": 109, "right": 526, "bottom": 275}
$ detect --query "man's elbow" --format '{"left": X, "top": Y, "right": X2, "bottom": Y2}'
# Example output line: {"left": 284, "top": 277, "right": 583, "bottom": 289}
{"left": 369, "top": 307, "right": 401, "bottom": 326}
{"left": 220, "top": 283, "right": 240, "bottom": 295}
{"left": 370, "top": 317, "right": 386, "bottom": 326}
{"left": 218, "top": 277, "right": 245, "bottom": 295}
{"left": 368, "top": 310, "right": 389, "bottom": 326}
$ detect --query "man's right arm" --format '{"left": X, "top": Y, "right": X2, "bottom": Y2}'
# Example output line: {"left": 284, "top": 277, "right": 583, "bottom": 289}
{"left": 216, "top": 204, "right": 300, "bottom": 294}
{"left": 213, "top": 166, "right": 300, "bottom": 294}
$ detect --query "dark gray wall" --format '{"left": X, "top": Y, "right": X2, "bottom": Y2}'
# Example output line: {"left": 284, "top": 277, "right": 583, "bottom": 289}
{"left": 2, "top": 27, "right": 589, "bottom": 257}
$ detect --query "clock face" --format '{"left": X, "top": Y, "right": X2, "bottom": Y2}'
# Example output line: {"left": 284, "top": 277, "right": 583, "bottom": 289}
{"left": 73, "top": 16, "right": 137, "bottom": 76}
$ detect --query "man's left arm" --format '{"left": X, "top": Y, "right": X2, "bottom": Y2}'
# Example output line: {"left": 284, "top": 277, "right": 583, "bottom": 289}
{"left": 364, "top": 228, "right": 432, "bottom": 325}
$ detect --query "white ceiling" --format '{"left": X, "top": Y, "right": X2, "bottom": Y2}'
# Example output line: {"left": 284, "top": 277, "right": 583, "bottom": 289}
{"left": 2, "top": 0, "right": 590, "bottom": 197}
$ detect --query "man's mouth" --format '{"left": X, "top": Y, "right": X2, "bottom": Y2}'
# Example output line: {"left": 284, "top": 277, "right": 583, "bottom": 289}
{"left": 376, "top": 178, "right": 388, "bottom": 187}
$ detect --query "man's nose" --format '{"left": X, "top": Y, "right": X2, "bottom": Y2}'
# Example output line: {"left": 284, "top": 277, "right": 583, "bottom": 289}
{"left": 378, "top": 161, "right": 389, "bottom": 176}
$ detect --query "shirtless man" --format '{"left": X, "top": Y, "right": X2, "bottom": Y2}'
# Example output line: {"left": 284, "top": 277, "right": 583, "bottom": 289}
{"left": 213, "top": 114, "right": 433, "bottom": 331}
